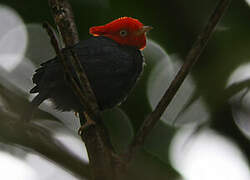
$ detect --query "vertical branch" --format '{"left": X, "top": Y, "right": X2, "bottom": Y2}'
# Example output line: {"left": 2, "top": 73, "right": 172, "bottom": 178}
{"left": 47, "top": 0, "right": 118, "bottom": 179}
{"left": 48, "top": 0, "right": 79, "bottom": 46}
{"left": 42, "top": 22, "right": 89, "bottom": 110}
{"left": 130, "top": 0, "right": 231, "bottom": 154}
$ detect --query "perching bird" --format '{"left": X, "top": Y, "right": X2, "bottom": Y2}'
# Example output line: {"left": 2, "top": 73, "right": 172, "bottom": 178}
{"left": 27, "top": 17, "right": 151, "bottom": 120}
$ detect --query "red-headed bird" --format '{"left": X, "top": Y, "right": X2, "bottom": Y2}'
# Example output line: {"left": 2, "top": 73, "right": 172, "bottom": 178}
{"left": 28, "top": 17, "right": 151, "bottom": 118}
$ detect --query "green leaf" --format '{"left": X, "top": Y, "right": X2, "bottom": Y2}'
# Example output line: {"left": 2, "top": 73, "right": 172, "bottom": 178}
{"left": 144, "top": 121, "right": 176, "bottom": 163}
{"left": 102, "top": 108, "right": 134, "bottom": 153}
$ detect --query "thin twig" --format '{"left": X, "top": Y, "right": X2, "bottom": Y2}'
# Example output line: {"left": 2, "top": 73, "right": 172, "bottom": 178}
{"left": 70, "top": 51, "right": 100, "bottom": 116}
{"left": 130, "top": 0, "right": 232, "bottom": 153}
{"left": 43, "top": 22, "right": 88, "bottom": 108}
{"left": 42, "top": 22, "right": 61, "bottom": 54}
{"left": 47, "top": 0, "right": 98, "bottom": 116}
{"left": 47, "top": 0, "right": 119, "bottom": 179}
{"left": 47, "top": 0, "right": 101, "bottom": 125}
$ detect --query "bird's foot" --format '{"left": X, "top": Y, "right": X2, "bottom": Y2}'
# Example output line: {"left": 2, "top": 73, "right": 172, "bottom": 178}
{"left": 78, "top": 112, "right": 96, "bottom": 136}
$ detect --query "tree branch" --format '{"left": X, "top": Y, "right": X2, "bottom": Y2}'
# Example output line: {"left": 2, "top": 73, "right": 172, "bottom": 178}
{"left": 48, "top": 0, "right": 79, "bottom": 46}
{"left": 42, "top": 22, "right": 94, "bottom": 116}
{"left": 47, "top": 0, "right": 118, "bottom": 179}
{"left": 130, "top": 0, "right": 232, "bottom": 153}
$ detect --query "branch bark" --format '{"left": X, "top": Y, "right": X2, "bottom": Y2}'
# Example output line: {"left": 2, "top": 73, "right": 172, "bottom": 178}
{"left": 47, "top": 0, "right": 118, "bottom": 179}
{"left": 130, "top": 0, "right": 232, "bottom": 154}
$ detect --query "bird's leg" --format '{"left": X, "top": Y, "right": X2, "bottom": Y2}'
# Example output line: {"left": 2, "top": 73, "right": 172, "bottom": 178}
{"left": 78, "top": 112, "right": 96, "bottom": 135}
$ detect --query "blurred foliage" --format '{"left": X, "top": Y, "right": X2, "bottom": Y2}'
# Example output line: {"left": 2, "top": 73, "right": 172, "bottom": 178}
{"left": 0, "top": 0, "right": 250, "bottom": 179}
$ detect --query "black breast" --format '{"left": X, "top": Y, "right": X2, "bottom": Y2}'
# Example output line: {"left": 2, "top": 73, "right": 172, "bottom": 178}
{"left": 30, "top": 36, "right": 144, "bottom": 112}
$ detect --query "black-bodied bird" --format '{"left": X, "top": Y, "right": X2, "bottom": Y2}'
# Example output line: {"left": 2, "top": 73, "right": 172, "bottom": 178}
{"left": 27, "top": 17, "right": 151, "bottom": 123}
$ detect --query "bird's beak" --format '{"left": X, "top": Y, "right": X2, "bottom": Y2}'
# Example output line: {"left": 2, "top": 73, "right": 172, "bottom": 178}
{"left": 136, "top": 26, "right": 153, "bottom": 36}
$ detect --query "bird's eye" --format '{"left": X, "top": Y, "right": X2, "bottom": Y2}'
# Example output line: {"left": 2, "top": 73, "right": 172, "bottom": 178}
{"left": 119, "top": 30, "right": 128, "bottom": 37}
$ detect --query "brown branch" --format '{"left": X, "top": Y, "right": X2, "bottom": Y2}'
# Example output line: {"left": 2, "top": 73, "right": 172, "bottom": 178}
{"left": 130, "top": 0, "right": 232, "bottom": 153}
{"left": 47, "top": 0, "right": 98, "bottom": 115}
{"left": 42, "top": 22, "right": 90, "bottom": 110}
{"left": 43, "top": 22, "right": 96, "bottom": 118}
{"left": 48, "top": 0, "right": 79, "bottom": 46}
{"left": 70, "top": 51, "right": 100, "bottom": 116}
{"left": 47, "top": 0, "right": 119, "bottom": 179}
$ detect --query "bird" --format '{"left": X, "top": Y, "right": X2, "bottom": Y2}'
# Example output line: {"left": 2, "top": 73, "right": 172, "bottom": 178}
{"left": 25, "top": 17, "right": 152, "bottom": 123}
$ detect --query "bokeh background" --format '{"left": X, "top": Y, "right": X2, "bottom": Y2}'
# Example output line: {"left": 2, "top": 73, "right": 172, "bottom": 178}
{"left": 0, "top": 0, "right": 250, "bottom": 179}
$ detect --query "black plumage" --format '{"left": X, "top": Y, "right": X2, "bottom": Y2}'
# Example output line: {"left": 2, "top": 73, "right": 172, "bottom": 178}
{"left": 29, "top": 36, "right": 144, "bottom": 114}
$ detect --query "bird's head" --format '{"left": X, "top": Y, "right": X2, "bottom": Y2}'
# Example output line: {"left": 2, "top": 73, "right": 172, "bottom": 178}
{"left": 89, "top": 17, "right": 152, "bottom": 50}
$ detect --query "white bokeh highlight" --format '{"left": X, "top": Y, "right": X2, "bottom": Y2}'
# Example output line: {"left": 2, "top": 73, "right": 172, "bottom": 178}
{"left": 0, "top": 5, "right": 27, "bottom": 72}
{"left": 227, "top": 62, "right": 250, "bottom": 138}
{"left": 170, "top": 126, "right": 250, "bottom": 180}
{"left": 227, "top": 63, "right": 250, "bottom": 87}
{"left": 26, "top": 153, "right": 80, "bottom": 180}
{"left": 0, "top": 151, "right": 37, "bottom": 180}
{"left": 245, "top": 0, "right": 250, "bottom": 6}
{"left": 54, "top": 132, "right": 89, "bottom": 163}
{"left": 33, "top": 120, "right": 89, "bottom": 163}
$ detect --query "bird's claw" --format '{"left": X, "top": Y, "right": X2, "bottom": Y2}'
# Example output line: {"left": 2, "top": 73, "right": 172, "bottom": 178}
{"left": 78, "top": 121, "right": 96, "bottom": 136}
{"left": 78, "top": 112, "right": 96, "bottom": 136}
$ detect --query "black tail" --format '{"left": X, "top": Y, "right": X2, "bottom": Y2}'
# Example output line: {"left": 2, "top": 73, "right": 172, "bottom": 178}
{"left": 20, "top": 92, "right": 48, "bottom": 122}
